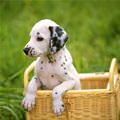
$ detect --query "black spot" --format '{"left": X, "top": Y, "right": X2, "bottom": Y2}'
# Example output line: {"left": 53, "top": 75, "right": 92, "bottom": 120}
{"left": 37, "top": 32, "right": 40, "bottom": 35}
{"left": 41, "top": 61, "right": 43, "bottom": 64}
{"left": 65, "top": 72, "right": 67, "bottom": 75}
{"left": 64, "top": 56, "right": 67, "bottom": 61}
{"left": 51, "top": 75, "right": 54, "bottom": 77}
{"left": 61, "top": 104, "right": 64, "bottom": 107}
{"left": 63, "top": 62, "right": 65, "bottom": 65}
{"left": 61, "top": 64, "right": 63, "bottom": 67}
{"left": 52, "top": 38, "right": 62, "bottom": 51}
{"left": 64, "top": 67, "right": 66, "bottom": 70}
{"left": 55, "top": 92, "right": 58, "bottom": 94}
{"left": 55, "top": 26, "right": 64, "bottom": 37}
{"left": 49, "top": 26, "right": 53, "bottom": 37}
{"left": 52, "top": 37, "right": 58, "bottom": 42}
{"left": 40, "top": 67, "right": 43, "bottom": 70}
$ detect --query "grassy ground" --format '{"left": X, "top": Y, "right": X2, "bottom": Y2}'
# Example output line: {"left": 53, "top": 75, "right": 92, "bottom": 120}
{"left": 0, "top": 0, "right": 120, "bottom": 119}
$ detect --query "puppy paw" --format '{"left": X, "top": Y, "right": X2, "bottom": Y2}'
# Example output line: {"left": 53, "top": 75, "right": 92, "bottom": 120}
{"left": 53, "top": 99, "right": 64, "bottom": 116}
{"left": 22, "top": 94, "right": 35, "bottom": 111}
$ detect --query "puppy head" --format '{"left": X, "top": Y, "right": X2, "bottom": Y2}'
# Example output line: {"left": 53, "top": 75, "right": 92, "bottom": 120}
{"left": 23, "top": 19, "right": 68, "bottom": 57}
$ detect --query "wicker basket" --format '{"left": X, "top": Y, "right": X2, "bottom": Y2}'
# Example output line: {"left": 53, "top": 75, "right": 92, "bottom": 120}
{"left": 24, "top": 58, "right": 120, "bottom": 120}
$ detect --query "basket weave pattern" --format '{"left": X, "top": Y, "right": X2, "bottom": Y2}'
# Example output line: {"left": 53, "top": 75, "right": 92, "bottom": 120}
{"left": 24, "top": 58, "right": 120, "bottom": 120}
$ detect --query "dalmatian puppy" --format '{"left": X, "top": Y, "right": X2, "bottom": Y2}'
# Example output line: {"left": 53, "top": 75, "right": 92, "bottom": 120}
{"left": 22, "top": 19, "right": 80, "bottom": 116}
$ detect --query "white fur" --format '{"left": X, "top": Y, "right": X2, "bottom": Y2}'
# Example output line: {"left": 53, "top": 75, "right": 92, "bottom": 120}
{"left": 22, "top": 19, "right": 80, "bottom": 116}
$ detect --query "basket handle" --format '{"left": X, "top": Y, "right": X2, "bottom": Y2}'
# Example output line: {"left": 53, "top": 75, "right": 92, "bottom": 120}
{"left": 23, "top": 61, "right": 36, "bottom": 94}
{"left": 108, "top": 58, "right": 118, "bottom": 90}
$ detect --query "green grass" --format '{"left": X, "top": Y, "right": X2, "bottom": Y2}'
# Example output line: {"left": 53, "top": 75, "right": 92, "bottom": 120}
{"left": 0, "top": 88, "right": 25, "bottom": 120}
{"left": 0, "top": 0, "right": 120, "bottom": 119}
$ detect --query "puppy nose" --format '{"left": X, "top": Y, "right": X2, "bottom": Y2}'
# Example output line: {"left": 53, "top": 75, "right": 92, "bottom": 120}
{"left": 23, "top": 47, "right": 30, "bottom": 55}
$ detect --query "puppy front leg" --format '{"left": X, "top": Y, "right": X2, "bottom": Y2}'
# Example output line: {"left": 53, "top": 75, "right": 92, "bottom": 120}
{"left": 52, "top": 80, "right": 75, "bottom": 116}
{"left": 22, "top": 76, "right": 41, "bottom": 111}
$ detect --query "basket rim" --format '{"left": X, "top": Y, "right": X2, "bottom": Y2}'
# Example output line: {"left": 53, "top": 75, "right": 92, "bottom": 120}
{"left": 36, "top": 89, "right": 114, "bottom": 94}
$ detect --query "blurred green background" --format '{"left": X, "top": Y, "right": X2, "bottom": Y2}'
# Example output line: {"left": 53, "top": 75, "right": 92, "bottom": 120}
{"left": 0, "top": 0, "right": 120, "bottom": 119}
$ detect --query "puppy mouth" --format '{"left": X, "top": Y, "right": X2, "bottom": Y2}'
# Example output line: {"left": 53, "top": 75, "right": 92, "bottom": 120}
{"left": 28, "top": 49, "right": 42, "bottom": 57}
{"left": 29, "top": 48, "right": 34, "bottom": 56}
{"left": 23, "top": 47, "right": 43, "bottom": 57}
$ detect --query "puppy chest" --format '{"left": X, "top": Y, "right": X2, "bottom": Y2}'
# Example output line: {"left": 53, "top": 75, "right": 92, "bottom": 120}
{"left": 36, "top": 62, "right": 56, "bottom": 75}
{"left": 38, "top": 71, "right": 61, "bottom": 89}
{"left": 35, "top": 61, "right": 61, "bottom": 88}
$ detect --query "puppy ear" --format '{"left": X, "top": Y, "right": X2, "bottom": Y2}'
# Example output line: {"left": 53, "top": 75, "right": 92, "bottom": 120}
{"left": 48, "top": 26, "right": 68, "bottom": 54}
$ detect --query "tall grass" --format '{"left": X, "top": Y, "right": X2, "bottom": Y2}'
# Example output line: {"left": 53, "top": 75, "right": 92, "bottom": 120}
{"left": 0, "top": 88, "right": 25, "bottom": 120}
{"left": 0, "top": 0, "right": 120, "bottom": 119}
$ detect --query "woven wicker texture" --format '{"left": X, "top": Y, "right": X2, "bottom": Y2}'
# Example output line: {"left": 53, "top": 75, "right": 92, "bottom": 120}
{"left": 24, "top": 58, "right": 120, "bottom": 120}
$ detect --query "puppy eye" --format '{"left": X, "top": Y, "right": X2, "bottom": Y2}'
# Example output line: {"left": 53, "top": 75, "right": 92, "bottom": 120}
{"left": 37, "top": 37, "right": 44, "bottom": 41}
